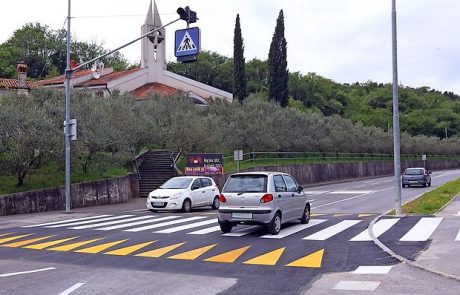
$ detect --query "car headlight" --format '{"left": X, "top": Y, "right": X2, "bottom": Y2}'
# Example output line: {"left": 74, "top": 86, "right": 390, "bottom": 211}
{"left": 170, "top": 193, "right": 181, "bottom": 200}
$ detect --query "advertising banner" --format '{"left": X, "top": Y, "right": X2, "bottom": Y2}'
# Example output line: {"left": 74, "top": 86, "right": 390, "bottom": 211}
{"left": 185, "top": 153, "right": 223, "bottom": 175}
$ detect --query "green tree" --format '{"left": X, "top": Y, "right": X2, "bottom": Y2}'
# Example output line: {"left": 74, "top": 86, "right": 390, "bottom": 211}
{"left": 0, "top": 22, "right": 129, "bottom": 79}
{"left": 233, "top": 14, "right": 247, "bottom": 105}
{"left": 0, "top": 92, "right": 60, "bottom": 186}
{"left": 268, "top": 10, "right": 288, "bottom": 107}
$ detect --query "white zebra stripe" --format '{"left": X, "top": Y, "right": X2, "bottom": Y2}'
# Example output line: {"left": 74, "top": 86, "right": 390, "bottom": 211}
{"left": 69, "top": 215, "right": 154, "bottom": 230}
{"left": 124, "top": 216, "right": 207, "bottom": 232}
{"left": 154, "top": 219, "right": 218, "bottom": 233}
{"left": 261, "top": 219, "right": 327, "bottom": 239}
{"left": 350, "top": 218, "right": 400, "bottom": 241}
{"left": 187, "top": 225, "right": 222, "bottom": 235}
{"left": 46, "top": 215, "right": 133, "bottom": 228}
{"left": 303, "top": 220, "right": 361, "bottom": 240}
{"left": 95, "top": 216, "right": 180, "bottom": 231}
{"left": 399, "top": 217, "right": 443, "bottom": 242}
{"left": 22, "top": 215, "right": 112, "bottom": 228}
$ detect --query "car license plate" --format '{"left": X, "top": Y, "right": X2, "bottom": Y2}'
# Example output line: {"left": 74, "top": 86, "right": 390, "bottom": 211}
{"left": 152, "top": 202, "right": 164, "bottom": 207}
{"left": 409, "top": 181, "right": 418, "bottom": 184}
{"left": 232, "top": 212, "right": 253, "bottom": 219}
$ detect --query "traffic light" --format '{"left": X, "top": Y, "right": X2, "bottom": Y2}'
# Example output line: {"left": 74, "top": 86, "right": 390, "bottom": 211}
{"left": 177, "top": 6, "right": 197, "bottom": 24}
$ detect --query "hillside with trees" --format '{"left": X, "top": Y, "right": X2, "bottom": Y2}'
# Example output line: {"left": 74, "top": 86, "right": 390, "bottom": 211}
{"left": 167, "top": 51, "right": 460, "bottom": 139}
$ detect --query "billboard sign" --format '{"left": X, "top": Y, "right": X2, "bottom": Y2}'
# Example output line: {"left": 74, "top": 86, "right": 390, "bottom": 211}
{"left": 185, "top": 153, "right": 223, "bottom": 175}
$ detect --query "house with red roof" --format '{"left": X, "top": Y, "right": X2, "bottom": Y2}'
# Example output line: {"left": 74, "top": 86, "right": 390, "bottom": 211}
{"left": 0, "top": 63, "right": 37, "bottom": 95}
{"left": 38, "top": 1, "right": 233, "bottom": 104}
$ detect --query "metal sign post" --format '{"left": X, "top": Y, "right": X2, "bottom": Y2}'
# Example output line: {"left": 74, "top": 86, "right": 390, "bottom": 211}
{"left": 234, "top": 150, "right": 243, "bottom": 172}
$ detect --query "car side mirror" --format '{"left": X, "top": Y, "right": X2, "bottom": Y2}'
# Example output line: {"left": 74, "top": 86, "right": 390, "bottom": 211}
{"left": 191, "top": 185, "right": 199, "bottom": 190}
{"left": 298, "top": 185, "right": 303, "bottom": 193}
{"left": 428, "top": 171, "right": 432, "bottom": 175}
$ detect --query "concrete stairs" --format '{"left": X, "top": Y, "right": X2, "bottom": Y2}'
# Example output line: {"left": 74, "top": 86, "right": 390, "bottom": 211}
{"left": 138, "top": 150, "right": 179, "bottom": 197}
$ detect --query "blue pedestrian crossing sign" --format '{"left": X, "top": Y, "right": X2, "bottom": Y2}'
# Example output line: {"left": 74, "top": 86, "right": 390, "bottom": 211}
{"left": 175, "top": 27, "right": 200, "bottom": 63}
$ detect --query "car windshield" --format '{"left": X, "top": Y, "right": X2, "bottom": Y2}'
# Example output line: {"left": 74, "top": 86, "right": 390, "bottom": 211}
{"left": 223, "top": 175, "right": 267, "bottom": 193}
{"left": 160, "top": 178, "right": 192, "bottom": 189}
{"left": 404, "top": 169, "right": 424, "bottom": 175}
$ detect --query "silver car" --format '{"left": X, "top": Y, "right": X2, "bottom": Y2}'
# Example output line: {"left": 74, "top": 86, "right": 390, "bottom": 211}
{"left": 217, "top": 172, "right": 310, "bottom": 235}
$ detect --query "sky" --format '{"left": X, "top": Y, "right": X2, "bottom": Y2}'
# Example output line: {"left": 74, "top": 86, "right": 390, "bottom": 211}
{"left": 1, "top": 0, "right": 459, "bottom": 94}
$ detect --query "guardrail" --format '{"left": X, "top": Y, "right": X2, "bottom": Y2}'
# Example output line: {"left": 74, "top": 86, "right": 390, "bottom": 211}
{"left": 222, "top": 152, "right": 460, "bottom": 173}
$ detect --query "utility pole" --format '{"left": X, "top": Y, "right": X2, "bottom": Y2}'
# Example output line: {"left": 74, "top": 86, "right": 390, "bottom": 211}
{"left": 392, "top": 0, "right": 402, "bottom": 215}
{"left": 64, "top": 0, "right": 72, "bottom": 212}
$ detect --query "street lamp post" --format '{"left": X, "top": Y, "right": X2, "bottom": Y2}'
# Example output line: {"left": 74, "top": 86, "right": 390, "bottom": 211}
{"left": 392, "top": 0, "right": 402, "bottom": 215}
{"left": 63, "top": 1, "right": 194, "bottom": 212}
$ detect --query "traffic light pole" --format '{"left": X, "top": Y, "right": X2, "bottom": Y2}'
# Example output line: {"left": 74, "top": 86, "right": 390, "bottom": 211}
{"left": 64, "top": 1, "right": 189, "bottom": 212}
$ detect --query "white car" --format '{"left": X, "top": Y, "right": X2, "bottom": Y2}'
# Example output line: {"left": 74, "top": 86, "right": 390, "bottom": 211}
{"left": 146, "top": 176, "right": 220, "bottom": 212}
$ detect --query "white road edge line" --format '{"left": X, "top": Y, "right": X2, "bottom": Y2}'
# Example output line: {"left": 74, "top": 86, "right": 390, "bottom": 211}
{"left": 311, "top": 187, "right": 393, "bottom": 209}
{"left": 0, "top": 267, "right": 56, "bottom": 277}
{"left": 58, "top": 282, "right": 87, "bottom": 295}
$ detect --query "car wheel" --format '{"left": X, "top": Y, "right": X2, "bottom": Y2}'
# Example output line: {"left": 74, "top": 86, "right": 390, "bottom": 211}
{"left": 428, "top": 181, "right": 432, "bottom": 187}
{"left": 268, "top": 212, "right": 282, "bottom": 235}
{"left": 211, "top": 196, "right": 220, "bottom": 209}
{"left": 300, "top": 204, "right": 310, "bottom": 224}
{"left": 402, "top": 184, "right": 406, "bottom": 188}
{"left": 219, "top": 222, "right": 233, "bottom": 233}
{"left": 182, "top": 198, "right": 192, "bottom": 213}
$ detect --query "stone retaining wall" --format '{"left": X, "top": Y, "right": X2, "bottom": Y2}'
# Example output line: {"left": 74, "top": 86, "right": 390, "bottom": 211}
{"left": 0, "top": 174, "right": 139, "bottom": 216}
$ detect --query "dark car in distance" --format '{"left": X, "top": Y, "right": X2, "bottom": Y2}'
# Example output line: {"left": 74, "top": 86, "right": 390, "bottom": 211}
{"left": 402, "top": 168, "right": 432, "bottom": 188}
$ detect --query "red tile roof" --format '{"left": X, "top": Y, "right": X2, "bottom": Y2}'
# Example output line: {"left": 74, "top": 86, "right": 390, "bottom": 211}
{"left": 0, "top": 78, "right": 37, "bottom": 89}
{"left": 81, "top": 68, "right": 142, "bottom": 87}
{"left": 39, "top": 69, "right": 93, "bottom": 86}
{"left": 131, "top": 82, "right": 178, "bottom": 99}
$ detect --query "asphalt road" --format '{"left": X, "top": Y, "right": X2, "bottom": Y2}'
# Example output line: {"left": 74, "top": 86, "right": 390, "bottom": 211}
{"left": 0, "top": 169, "right": 459, "bottom": 295}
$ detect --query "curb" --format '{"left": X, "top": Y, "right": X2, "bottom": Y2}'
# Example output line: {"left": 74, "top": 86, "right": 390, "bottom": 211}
{"left": 369, "top": 213, "right": 460, "bottom": 282}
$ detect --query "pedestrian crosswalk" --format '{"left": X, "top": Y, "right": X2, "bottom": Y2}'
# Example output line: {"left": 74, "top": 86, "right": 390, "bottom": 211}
{"left": 18, "top": 214, "right": 459, "bottom": 242}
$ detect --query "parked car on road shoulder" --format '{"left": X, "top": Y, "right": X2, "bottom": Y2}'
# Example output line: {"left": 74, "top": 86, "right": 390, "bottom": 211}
{"left": 402, "top": 167, "right": 432, "bottom": 188}
{"left": 146, "top": 176, "right": 220, "bottom": 212}
{"left": 217, "top": 172, "right": 310, "bottom": 235}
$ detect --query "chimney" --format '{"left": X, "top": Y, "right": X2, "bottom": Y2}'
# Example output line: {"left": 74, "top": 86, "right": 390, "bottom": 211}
{"left": 16, "top": 63, "right": 28, "bottom": 89}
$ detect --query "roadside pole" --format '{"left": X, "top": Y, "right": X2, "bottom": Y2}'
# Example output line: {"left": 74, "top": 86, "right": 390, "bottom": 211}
{"left": 392, "top": 0, "right": 402, "bottom": 215}
{"left": 64, "top": 0, "right": 71, "bottom": 212}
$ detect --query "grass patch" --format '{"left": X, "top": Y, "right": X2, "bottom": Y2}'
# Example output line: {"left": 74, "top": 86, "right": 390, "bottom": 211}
{"left": 0, "top": 164, "right": 127, "bottom": 196}
{"left": 400, "top": 178, "right": 460, "bottom": 214}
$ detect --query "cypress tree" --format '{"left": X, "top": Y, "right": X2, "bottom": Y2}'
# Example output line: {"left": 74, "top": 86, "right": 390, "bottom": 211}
{"left": 268, "top": 10, "right": 288, "bottom": 107}
{"left": 233, "top": 14, "right": 247, "bottom": 105}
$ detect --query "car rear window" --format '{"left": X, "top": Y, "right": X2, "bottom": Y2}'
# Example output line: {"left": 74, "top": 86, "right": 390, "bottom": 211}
{"left": 223, "top": 175, "right": 268, "bottom": 193}
{"left": 404, "top": 169, "right": 424, "bottom": 175}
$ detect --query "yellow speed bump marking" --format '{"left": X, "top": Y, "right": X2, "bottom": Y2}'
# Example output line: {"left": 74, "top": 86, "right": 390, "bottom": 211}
{"left": 75, "top": 239, "right": 128, "bottom": 254}
{"left": 204, "top": 245, "right": 251, "bottom": 263}
{"left": 48, "top": 238, "right": 104, "bottom": 252}
{"left": 104, "top": 241, "right": 155, "bottom": 256}
{"left": 243, "top": 247, "right": 286, "bottom": 266}
{"left": 0, "top": 234, "right": 33, "bottom": 245}
{"left": 358, "top": 214, "right": 375, "bottom": 217}
{"left": 286, "top": 249, "right": 325, "bottom": 268}
{"left": 310, "top": 213, "right": 326, "bottom": 217}
{"left": 168, "top": 244, "right": 218, "bottom": 260}
{"left": 24, "top": 237, "right": 79, "bottom": 250}
{"left": 135, "top": 242, "right": 186, "bottom": 258}
{"left": 2, "top": 236, "right": 54, "bottom": 248}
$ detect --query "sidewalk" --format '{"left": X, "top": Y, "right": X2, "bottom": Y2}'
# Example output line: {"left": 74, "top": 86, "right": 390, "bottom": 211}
{"left": 414, "top": 195, "right": 460, "bottom": 278}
